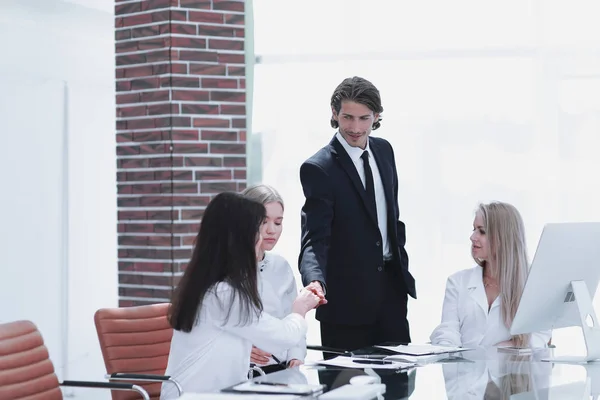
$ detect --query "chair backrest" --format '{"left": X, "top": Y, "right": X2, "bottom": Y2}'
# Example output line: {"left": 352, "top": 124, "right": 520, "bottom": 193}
{"left": 94, "top": 303, "right": 172, "bottom": 400}
{"left": 0, "top": 320, "right": 62, "bottom": 400}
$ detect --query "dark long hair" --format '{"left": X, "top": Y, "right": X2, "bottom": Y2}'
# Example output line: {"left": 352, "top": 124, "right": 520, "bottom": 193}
{"left": 168, "top": 192, "right": 266, "bottom": 332}
{"left": 330, "top": 76, "right": 384, "bottom": 130}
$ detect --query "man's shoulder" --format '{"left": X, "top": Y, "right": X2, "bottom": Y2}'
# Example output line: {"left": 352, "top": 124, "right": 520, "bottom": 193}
{"left": 302, "top": 143, "right": 334, "bottom": 169}
{"left": 370, "top": 136, "right": 393, "bottom": 151}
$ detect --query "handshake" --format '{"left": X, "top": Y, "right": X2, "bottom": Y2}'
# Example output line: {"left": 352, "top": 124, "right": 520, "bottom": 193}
{"left": 251, "top": 281, "right": 328, "bottom": 368}
{"left": 292, "top": 281, "right": 328, "bottom": 317}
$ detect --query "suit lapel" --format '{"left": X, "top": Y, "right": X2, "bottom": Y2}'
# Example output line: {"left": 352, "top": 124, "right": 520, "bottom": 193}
{"left": 369, "top": 138, "right": 394, "bottom": 219}
{"left": 330, "top": 137, "right": 378, "bottom": 225}
{"left": 467, "top": 267, "right": 489, "bottom": 315}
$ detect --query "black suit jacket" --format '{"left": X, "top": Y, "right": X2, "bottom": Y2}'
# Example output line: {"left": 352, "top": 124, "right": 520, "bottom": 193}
{"left": 298, "top": 135, "right": 416, "bottom": 325}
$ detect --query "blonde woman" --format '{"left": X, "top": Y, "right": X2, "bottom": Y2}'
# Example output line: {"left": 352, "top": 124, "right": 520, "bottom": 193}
{"left": 430, "top": 202, "right": 551, "bottom": 348}
{"left": 242, "top": 184, "right": 313, "bottom": 372}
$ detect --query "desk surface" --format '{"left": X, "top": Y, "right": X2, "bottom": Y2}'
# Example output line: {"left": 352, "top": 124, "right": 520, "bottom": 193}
{"left": 241, "top": 346, "right": 600, "bottom": 399}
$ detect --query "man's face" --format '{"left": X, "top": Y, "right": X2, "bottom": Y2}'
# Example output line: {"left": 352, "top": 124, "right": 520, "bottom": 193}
{"left": 332, "top": 100, "right": 378, "bottom": 150}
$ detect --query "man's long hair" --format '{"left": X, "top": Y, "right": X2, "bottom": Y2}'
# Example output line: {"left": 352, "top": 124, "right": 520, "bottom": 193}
{"left": 330, "top": 76, "right": 384, "bottom": 130}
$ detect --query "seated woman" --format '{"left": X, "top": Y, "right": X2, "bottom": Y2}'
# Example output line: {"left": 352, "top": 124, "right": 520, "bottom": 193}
{"left": 242, "top": 184, "right": 310, "bottom": 372}
{"left": 430, "top": 201, "right": 551, "bottom": 349}
{"left": 161, "top": 192, "right": 321, "bottom": 399}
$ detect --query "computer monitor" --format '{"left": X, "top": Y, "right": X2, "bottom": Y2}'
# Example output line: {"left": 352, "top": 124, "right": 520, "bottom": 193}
{"left": 510, "top": 222, "right": 600, "bottom": 363}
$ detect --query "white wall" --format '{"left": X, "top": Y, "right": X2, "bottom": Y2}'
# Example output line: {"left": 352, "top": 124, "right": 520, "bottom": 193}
{"left": 0, "top": 1, "right": 116, "bottom": 398}
{"left": 251, "top": 0, "right": 600, "bottom": 366}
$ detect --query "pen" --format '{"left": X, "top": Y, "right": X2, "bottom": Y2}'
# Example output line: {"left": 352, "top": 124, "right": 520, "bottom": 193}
{"left": 352, "top": 354, "right": 388, "bottom": 359}
{"left": 352, "top": 359, "right": 394, "bottom": 365}
{"left": 271, "top": 354, "right": 282, "bottom": 364}
{"left": 252, "top": 381, "right": 290, "bottom": 387}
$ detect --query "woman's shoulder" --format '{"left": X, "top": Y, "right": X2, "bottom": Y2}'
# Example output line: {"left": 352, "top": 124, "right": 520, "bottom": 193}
{"left": 208, "top": 281, "right": 235, "bottom": 298}
{"left": 263, "top": 252, "right": 292, "bottom": 268}
{"left": 447, "top": 266, "right": 481, "bottom": 282}
{"left": 205, "top": 282, "right": 239, "bottom": 312}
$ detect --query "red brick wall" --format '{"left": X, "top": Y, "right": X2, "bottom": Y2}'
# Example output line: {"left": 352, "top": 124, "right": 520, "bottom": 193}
{"left": 115, "top": 0, "right": 247, "bottom": 306}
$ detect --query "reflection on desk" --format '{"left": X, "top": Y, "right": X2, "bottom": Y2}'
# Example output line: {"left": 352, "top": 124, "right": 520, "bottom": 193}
{"left": 223, "top": 345, "right": 597, "bottom": 400}
{"left": 316, "top": 365, "right": 416, "bottom": 399}
{"left": 443, "top": 349, "right": 552, "bottom": 399}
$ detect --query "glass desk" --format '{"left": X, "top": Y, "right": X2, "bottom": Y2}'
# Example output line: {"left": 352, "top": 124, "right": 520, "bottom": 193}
{"left": 232, "top": 345, "right": 600, "bottom": 399}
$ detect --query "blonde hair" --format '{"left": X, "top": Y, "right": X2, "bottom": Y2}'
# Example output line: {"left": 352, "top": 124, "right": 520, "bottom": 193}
{"left": 498, "top": 355, "right": 533, "bottom": 400}
{"left": 241, "top": 184, "right": 284, "bottom": 210}
{"left": 474, "top": 202, "right": 530, "bottom": 347}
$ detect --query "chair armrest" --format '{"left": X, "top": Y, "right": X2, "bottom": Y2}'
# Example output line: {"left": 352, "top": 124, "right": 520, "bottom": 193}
{"left": 107, "top": 373, "right": 183, "bottom": 396}
{"left": 61, "top": 380, "right": 150, "bottom": 400}
{"left": 247, "top": 364, "right": 266, "bottom": 379}
{"left": 109, "top": 373, "right": 170, "bottom": 381}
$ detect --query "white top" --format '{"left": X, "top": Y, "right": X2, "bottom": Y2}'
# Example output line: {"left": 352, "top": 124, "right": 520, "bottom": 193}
{"left": 335, "top": 132, "right": 390, "bottom": 257}
{"left": 160, "top": 282, "right": 307, "bottom": 399}
{"left": 430, "top": 266, "right": 551, "bottom": 348}
{"left": 258, "top": 252, "right": 307, "bottom": 364}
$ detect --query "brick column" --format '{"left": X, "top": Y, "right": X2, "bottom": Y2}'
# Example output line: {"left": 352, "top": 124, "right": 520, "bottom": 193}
{"left": 115, "top": 0, "right": 247, "bottom": 306}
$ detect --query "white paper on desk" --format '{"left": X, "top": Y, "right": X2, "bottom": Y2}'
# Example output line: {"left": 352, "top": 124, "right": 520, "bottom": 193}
{"left": 383, "top": 353, "right": 448, "bottom": 364}
{"left": 178, "top": 394, "right": 302, "bottom": 400}
{"left": 375, "top": 344, "right": 468, "bottom": 356}
{"left": 231, "top": 381, "right": 325, "bottom": 395}
{"left": 316, "top": 356, "right": 415, "bottom": 370}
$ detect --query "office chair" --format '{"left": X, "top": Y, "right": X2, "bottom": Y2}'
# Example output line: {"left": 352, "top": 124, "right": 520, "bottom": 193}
{"left": 95, "top": 303, "right": 262, "bottom": 398}
{"left": 0, "top": 320, "right": 149, "bottom": 400}
{"left": 94, "top": 303, "right": 181, "bottom": 400}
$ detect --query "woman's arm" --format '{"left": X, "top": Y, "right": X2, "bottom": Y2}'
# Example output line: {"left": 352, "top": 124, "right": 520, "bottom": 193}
{"left": 208, "top": 283, "right": 308, "bottom": 355}
{"left": 281, "top": 262, "right": 306, "bottom": 364}
{"left": 430, "top": 275, "right": 462, "bottom": 346}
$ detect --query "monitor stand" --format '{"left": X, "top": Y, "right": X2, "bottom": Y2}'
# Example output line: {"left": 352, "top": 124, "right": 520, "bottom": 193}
{"left": 542, "top": 280, "right": 600, "bottom": 364}
{"left": 585, "top": 363, "right": 600, "bottom": 400}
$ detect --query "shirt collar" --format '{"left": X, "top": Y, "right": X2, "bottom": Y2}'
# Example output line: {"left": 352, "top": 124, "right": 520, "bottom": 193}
{"left": 467, "top": 266, "right": 484, "bottom": 290}
{"left": 335, "top": 131, "right": 370, "bottom": 163}
{"left": 258, "top": 252, "right": 271, "bottom": 268}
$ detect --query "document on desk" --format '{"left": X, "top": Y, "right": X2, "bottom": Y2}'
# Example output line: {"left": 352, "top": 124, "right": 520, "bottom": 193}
{"left": 375, "top": 344, "right": 469, "bottom": 356}
{"left": 316, "top": 356, "right": 415, "bottom": 370}
{"left": 229, "top": 381, "right": 326, "bottom": 396}
{"left": 178, "top": 394, "right": 303, "bottom": 400}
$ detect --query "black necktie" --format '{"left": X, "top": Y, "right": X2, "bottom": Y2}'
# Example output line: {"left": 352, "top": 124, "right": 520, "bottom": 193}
{"left": 361, "top": 151, "right": 377, "bottom": 220}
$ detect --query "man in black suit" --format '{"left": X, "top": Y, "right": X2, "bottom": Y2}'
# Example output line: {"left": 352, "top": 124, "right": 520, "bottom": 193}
{"left": 299, "top": 76, "right": 416, "bottom": 355}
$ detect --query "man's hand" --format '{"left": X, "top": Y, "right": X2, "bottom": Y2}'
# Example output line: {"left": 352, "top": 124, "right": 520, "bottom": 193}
{"left": 287, "top": 359, "right": 303, "bottom": 368}
{"left": 306, "top": 281, "right": 327, "bottom": 306}
{"left": 250, "top": 346, "right": 271, "bottom": 365}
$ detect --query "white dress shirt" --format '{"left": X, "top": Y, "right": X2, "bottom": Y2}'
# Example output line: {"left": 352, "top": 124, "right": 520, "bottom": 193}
{"left": 258, "top": 252, "right": 306, "bottom": 364}
{"left": 430, "top": 266, "right": 551, "bottom": 348}
{"left": 335, "top": 132, "right": 390, "bottom": 257}
{"left": 160, "top": 282, "right": 307, "bottom": 399}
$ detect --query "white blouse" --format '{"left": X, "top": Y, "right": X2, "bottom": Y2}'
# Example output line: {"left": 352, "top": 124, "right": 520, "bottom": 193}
{"left": 430, "top": 266, "right": 551, "bottom": 349}
{"left": 160, "top": 282, "right": 307, "bottom": 399}
{"left": 258, "top": 252, "right": 307, "bottom": 364}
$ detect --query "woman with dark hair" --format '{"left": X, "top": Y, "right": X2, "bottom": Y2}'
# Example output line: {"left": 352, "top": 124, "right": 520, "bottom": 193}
{"left": 160, "top": 192, "right": 320, "bottom": 398}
